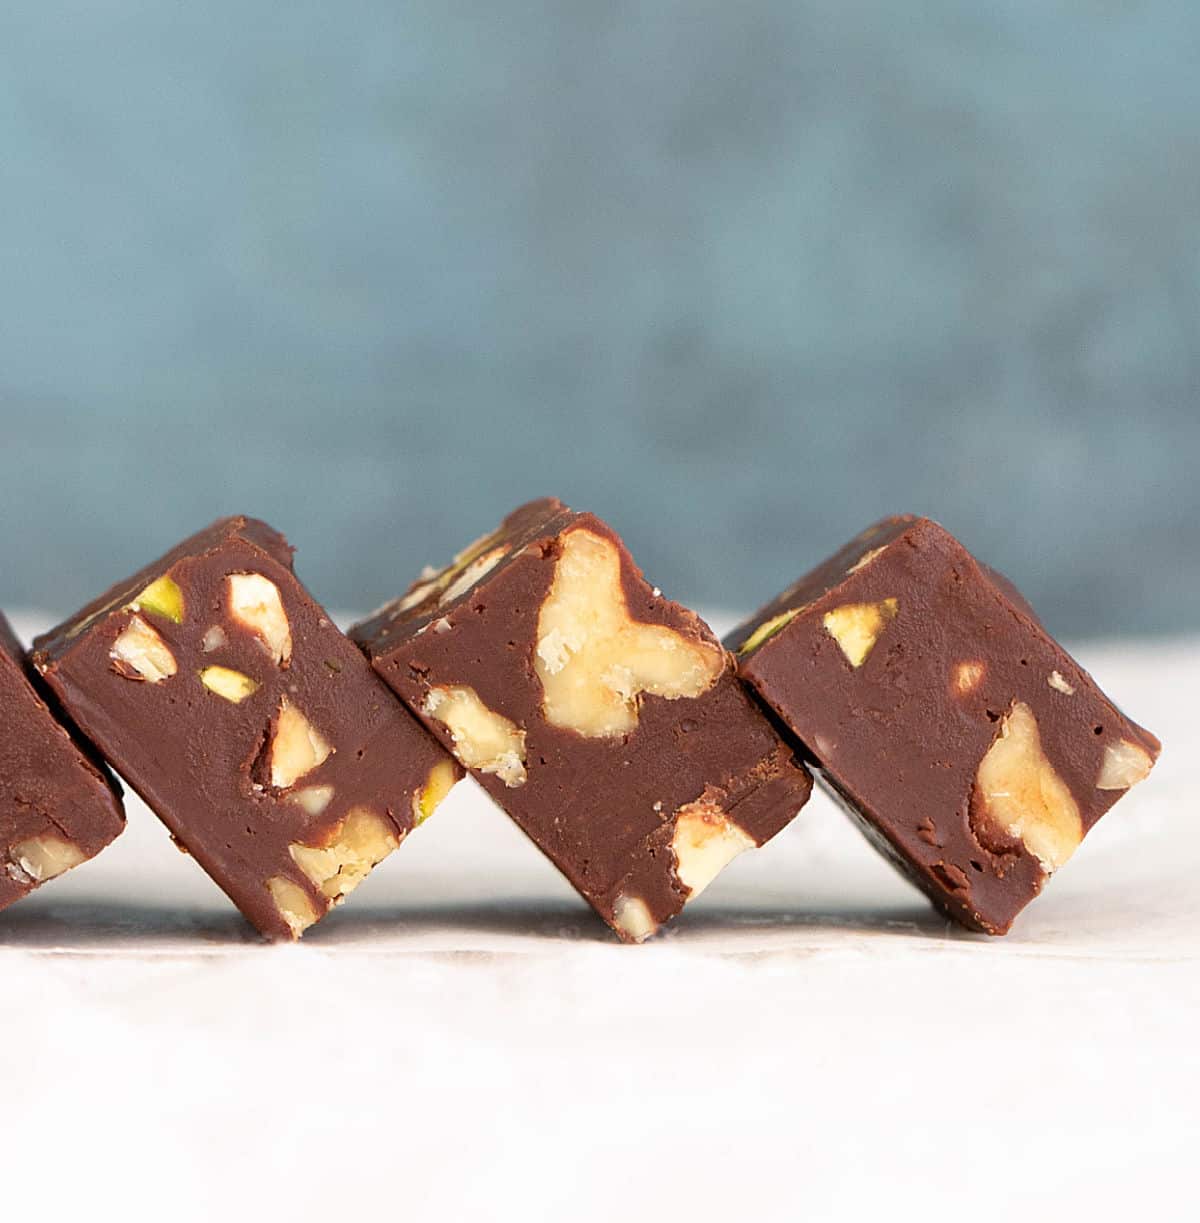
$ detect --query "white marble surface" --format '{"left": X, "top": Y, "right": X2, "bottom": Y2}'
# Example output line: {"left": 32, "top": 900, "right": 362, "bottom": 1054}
{"left": 1, "top": 621, "right": 1195, "bottom": 1222}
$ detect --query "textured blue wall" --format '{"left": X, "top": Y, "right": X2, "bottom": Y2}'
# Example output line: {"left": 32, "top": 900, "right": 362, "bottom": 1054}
{"left": 1, "top": 3, "right": 1197, "bottom": 634}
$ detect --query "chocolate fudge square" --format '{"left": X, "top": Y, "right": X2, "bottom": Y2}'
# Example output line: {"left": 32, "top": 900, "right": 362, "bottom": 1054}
{"left": 33, "top": 517, "right": 460, "bottom": 940}
{"left": 727, "top": 515, "right": 1161, "bottom": 934}
{"left": 352, "top": 497, "right": 812, "bottom": 943}
{"left": 1, "top": 613, "right": 125, "bottom": 913}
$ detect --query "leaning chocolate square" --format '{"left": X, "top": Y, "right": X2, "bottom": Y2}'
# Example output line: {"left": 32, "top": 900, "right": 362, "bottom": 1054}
{"left": 33, "top": 518, "right": 460, "bottom": 940}
{"left": 1, "top": 613, "right": 125, "bottom": 912}
{"left": 351, "top": 498, "right": 812, "bottom": 943}
{"left": 727, "top": 515, "right": 1161, "bottom": 934}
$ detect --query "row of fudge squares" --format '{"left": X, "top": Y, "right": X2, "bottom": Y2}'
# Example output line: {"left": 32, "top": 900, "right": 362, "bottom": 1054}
{"left": 2, "top": 500, "right": 1159, "bottom": 942}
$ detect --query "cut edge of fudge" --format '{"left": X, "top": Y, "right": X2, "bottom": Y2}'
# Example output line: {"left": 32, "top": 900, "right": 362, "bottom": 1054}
{"left": 0, "top": 612, "right": 125, "bottom": 912}
{"left": 353, "top": 497, "right": 812, "bottom": 943}
{"left": 727, "top": 514, "right": 1161, "bottom": 934}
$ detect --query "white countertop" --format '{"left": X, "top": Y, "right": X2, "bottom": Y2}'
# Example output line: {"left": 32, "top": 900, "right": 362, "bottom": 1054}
{"left": 1, "top": 618, "right": 1195, "bottom": 1222}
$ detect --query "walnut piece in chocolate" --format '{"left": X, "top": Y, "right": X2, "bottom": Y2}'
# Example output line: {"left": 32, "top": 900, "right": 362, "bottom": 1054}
{"left": 33, "top": 518, "right": 460, "bottom": 940}
{"left": 728, "top": 515, "right": 1161, "bottom": 934}
{"left": 1, "top": 613, "right": 125, "bottom": 913}
{"left": 352, "top": 497, "right": 812, "bottom": 943}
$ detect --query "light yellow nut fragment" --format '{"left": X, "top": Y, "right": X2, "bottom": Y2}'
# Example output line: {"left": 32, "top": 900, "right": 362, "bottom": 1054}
{"left": 975, "top": 701, "right": 1082, "bottom": 872}
{"left": 11, "top": 835, "right": 86, "bottom": 883}
{"left": 535, "top": 529, "right": 723, "bottom": 738}
{"left": 1048, "top": 670, "right": 1076, "bottom": 696}
{"left": 1096, "top": 739, "right": 1154, "bottom": 791}
{"left": 611, "top": 894, "right": 657, "bottom": 943}
{"left": 199, "top": 665, "right": 261, "bottom": 704}
{"left": 412, "top": 758, "right": 458, "bottom": 825}
{"left": 396, "top": 532, "right": 510, "bottom": 613}
{"left": 737, "top": 608, "right": 801, "bottom": 656}
{"left": 953, "top": 661, "right": 985, "bottom": 695}
{"left": 289, "top": 807, "right": 400, "bottom": 903}
{"left": 228, "top": 573, "right": 292, "bottom": 666}
{"left": 270, "top": 699, "right": 333, "bottom": 789}
{"left": 396, "top": 576, "right": 441, "bottom": 613}
{"left": 266, "top": 876, "right": 319, "bottom": 938}
{"left": 823, "top": 598, "right": 899, "bottom": 668}
{"left": 129, "top": 575, "right": 184, "bottom": 624}
{"left": 452, "top": 529, "right": 505, "bottom": 571}
{"left": 439, "top": 546, "right": 509, "bottom": 606}
{"left": 201, "top": 625, "right": 228, "bottom": 653}
{"left": 111, "top": 615, "right": 177, "bottom": 682}
{"left": 672, "top": 801, "right": 755, "bottom": 900}
{"left": 423, "top": 686, "right": 527, "bottom": 787}
{"left": 847, "top": 544, "right": 888, "bottom": 574}
{"left": 289, "top": 785, "right": 335, "bottom": 817}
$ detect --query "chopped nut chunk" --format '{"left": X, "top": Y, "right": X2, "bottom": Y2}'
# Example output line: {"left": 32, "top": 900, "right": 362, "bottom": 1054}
{"left": 439, "top": 546, "right": 509, "bottom": 606}
{"left": 266, "top": 876, "right": 318, "bottom": 939}
{"left": 847, "top": 545, "right": 888, "bottom": 574}
{"left": 228, "top": 573, "right": 292, "bottom": 665}
{"left": 975, "top": 702, "right": 1083, "bottom": 872}
{"left": 111, "top": 616, "right": 177, "bottom": 682}
{"left": 611, "top": 893, "right": 656, "bottom": 944}
{"left": 288, "top": 785, "right": 335, "bottom": 817}
{"left": 10, "top": 835, "right": 87, "bottom": 883}
{"left": 737, "top": 608, "right": 801, "bottom": 656}
{"left": 200, "top": 665, "right": 261, "bottom": 704}
{"left": 270, "top": 698, "right": 333, "bottom": 789}
{"left": 1097, "top": 739, "right": 1154, "bottom": 791}
{"left": 130, "top": 575, "right": 185, "bottom": 624}
{"left": 423, "top": 685, "right": 527, "bottom": 787}
{"left": 672, "top": 802, "right": 754, "bottom": 899}
{"left": 822, "top": 598, "right": 898, "bottom": 668}
{"left": 201, "top": 625, "right": 228, "bottom": 653}
{"left": 413, "top": 758, "right": 459, "bottom": 825}
{"left": 953, "top": 661, "right": 985, "bottom": 695}
{"left": 535, "top": 528, "right": 723, "bottom": 737}
{"left": 289, "top": 807, "right": 399, "bottom": 902}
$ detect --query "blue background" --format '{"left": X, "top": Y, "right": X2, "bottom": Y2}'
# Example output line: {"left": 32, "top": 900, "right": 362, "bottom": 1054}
{"left": 2, "top": 2, "right": 1197, "bottom": 634}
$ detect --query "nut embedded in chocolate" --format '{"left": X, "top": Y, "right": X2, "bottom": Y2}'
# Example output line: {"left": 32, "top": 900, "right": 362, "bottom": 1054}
{"left": 727, "top": 514, "right": 1161, "bottom": 935}
{"left": 352, "top": 497, "right": 812, "bottom": 944}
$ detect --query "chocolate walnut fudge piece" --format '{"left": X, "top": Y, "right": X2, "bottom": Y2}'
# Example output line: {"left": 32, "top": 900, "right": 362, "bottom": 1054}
{"left": 351, "top": 498, "right": 812, "bottom": 943}
{"left": 727, "top": 515, "right": 1161, "bottom": 934}
{"left": 1, "top": 613, "right": 125, "bottom": 912}
{"left": 33, "top": 518, "right": 460, "bottom": 940}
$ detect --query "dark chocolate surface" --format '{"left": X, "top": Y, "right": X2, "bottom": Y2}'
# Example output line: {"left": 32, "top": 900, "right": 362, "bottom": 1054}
{"left": 728, "top": 516, "right": 1161, "bottom": 934}
{"left": 353, "top": 498, "right": 812, "bottom": 941}
{"left": 34, "top": 517, "right": 458, "bottom": 940}
{"left": 1, "top": 613, "right": 125, "bottom": 912}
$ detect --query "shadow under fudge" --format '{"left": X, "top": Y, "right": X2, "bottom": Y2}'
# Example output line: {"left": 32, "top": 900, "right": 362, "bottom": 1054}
{"left": 352, "top": 497, "right": 813, "bottom": 943}
{"left": 0, "top": 898, "right": 258, "bottom": 947}
{"left": 727, "top": 515, "right": 1161, "bottom": 935}
{"left": 31, "top": 517, "right": 460, "bottom": 941}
